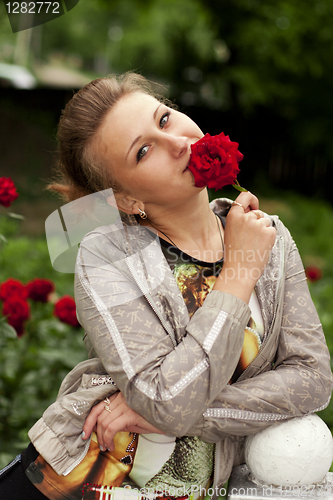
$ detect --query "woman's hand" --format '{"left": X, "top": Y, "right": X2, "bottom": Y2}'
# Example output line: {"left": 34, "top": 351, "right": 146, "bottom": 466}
{"left": 214, "top": 191, "right": 276, "bottom": 303}
{"left": 82, "top": 391, "right": 165, "bottom": 451}
{"left": 233, "top": 190, "right": 260, "bottom": 213}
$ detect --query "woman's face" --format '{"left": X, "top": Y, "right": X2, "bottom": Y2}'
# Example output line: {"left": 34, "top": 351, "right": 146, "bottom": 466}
{"left": 94, "top": 92, "right": 204, "bottom": 213}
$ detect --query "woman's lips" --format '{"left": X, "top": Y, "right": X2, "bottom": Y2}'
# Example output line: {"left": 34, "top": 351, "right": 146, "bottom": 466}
{"left": 183, "top": 159, "right": 191, "bottom": 173}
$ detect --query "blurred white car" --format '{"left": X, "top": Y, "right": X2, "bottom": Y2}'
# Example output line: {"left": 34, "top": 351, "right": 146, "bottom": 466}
{"left": 0, "top": 62, "right": 37, "bottom": 89}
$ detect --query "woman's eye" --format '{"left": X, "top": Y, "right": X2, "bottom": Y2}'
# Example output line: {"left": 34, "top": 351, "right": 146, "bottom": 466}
{"left": 160, "top": 111, "right": 170, "bottom": 128}
{"left": 136, "top": 111, "right": 170, "bottom": 162}
{"left": 136, "top": 145, "right": 149, "bottom": 163}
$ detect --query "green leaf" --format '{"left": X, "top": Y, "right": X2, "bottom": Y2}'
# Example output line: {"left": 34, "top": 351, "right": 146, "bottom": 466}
{"left": 232, "top": 184, "right": 248, "bottom": 192}
{"left": 7, "top": 213, "right": 25, "bottom": 220}
{"left": 0, "top": 321, "right": 17, "bottom": 339}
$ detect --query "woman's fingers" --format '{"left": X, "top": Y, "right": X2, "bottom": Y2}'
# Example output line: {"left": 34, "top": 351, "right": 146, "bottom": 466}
{"left": 100, "top": 410, "right": 164, "bottom": 450}
{"left": 251, "top": 210, "right": 272, "bottom": 224}
{"left": 95, "top": 393, "right": 137, "bottom": 449}
{"left": 102, "top": 412, "right": 139, "bottom": 451}
{"left": 83, "top": 391, "right": 165, "bottom": 451}
{"left": 82, "top": 400, "right": 106, "bottom": 440}
{"left": 251, "top": 209, "right": 262, "bottom": 220}
{"left": 96, "top": 403, "right": 126, "bottom": 450}
{"left": 82, "top": 392, "right": 120, "bottom": 441}
{"left": 222, "top": 202, "right": 277, "bottom": 292}
{"left": 97, "top": 403, "right": 143, "bottom": 451}
{"left": 96, "top": 399, "right": 165, "bottom": 450}
{"left": 233, "top": 191, "right": 259, "bottom": 212}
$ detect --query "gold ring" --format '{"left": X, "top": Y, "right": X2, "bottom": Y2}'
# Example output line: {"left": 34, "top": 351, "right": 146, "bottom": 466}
{"left": 231, "top": 201, "right": 244, "bottom": 209}
{"left": 253, "top": 210, "right": 261, "bottom": 220}
{"left": 104, "top": 397, "right": 112, "bottom": 413}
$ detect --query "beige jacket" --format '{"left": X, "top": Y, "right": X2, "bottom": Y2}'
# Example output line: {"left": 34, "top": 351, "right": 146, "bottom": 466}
{"left": 29, "top": 198, "right": 333, "bottom": 488}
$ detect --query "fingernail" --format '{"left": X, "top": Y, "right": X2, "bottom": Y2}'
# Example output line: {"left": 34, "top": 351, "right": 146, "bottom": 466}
{"left": 99, "top": 445, "right": 105, "bottom": 451}
{"left": 81, "top": 431, "right": 85, "bottom": 439}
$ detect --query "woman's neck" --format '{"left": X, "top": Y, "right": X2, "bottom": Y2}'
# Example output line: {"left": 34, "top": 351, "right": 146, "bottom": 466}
{"left": 140, "top": 190, "right": 224, "bottom": 262}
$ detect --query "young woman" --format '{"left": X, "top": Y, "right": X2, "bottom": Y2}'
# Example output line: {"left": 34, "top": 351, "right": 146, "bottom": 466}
{"left": 1, "top": 73, "right": 332, "bottom": 500}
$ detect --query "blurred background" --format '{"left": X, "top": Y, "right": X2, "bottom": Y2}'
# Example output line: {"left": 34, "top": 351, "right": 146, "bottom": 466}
{"left": 1, "top": 0, "right": 333, "bottom": 467}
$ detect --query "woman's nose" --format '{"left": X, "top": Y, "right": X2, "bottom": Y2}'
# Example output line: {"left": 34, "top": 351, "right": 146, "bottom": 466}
{"left": 164, "top": 134, "right": 189, "bottom": 157}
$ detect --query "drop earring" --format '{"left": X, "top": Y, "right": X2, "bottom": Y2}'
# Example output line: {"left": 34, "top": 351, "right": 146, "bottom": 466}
{"left": 138, "top": 208, "right": 147, "bottom": 219}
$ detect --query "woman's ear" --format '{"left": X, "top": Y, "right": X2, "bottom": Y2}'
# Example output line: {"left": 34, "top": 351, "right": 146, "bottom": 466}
{"left": 108, "top": 193, "right": 142, "bottom": 216}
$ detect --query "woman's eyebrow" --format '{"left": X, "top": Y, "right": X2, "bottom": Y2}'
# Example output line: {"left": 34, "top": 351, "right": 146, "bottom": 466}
{"left": 126, "top": 135, "right": 142, "bottom": 160}
{"left": 126, "top": 103, "right": 163, "bottom": 160}
{"left": 153, "top": 103, "right": 162, "bottom": 119}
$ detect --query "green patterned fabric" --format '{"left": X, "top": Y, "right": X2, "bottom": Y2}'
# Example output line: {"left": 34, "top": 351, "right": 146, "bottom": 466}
{"left": 145, "top": 436, "right": 214, "bottom": 494}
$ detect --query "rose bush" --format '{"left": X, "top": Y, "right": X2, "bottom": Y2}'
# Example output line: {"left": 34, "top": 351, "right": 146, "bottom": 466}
{"left": 0, "top": 178, "right": 86, "bottom": 468}
{"left": 305, "top": 265, "right": 323, "bottom": 283}
{"left": 0, "top": 278, "right": 57, "bottom": 336}
{"left": 27, "top": 278, "right": 55, "bottom": 303}
{"left": 0, "top": 278, "right": 80, "bottom": 336}
{"left": 0, "top": 177, "right": 19, "bottom": 207}
{"left": 0, "top": 176, "right": 23, "bottom": 252}
{"left": 2, "top": 297, "right": 30, "bottom": 337}
{"left": 0, "top": 278, "right": 28, "bottom": 301}
{"left": 54, "top": 295, "right": 80, "bottom": 327}
{"left": 188, "top": 132, "right": 244, "bottom": 191}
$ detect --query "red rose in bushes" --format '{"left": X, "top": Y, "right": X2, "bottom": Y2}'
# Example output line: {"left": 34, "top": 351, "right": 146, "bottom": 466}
{"left": 0, "top": 278, "right": 28, "bottom": 301}
{"left": 2, "top": 297, "right": 30, "bottom": 336}
{"left": 305, "top": 266, "right": 323, "bottom": 283}
{"left": 188, "top": 132, "right": 244, "bottom": 191}
{"left": 54, "top": 295, "right": 80, "bottom": 327}
{"left": 0, "top": 177, "right": 19, "bottom": 207}
{"left": 27, "top": 278, "right": 55, "bottom": 303}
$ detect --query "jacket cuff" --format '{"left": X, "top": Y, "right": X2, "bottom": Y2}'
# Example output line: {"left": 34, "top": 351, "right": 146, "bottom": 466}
{"left": 203, "top": 290, "right": 250, "bottom": 319}
{"left": 28, "top": 417, "right": 88, "bottom": 476}
{"left": 187, "top": 290, "right": 251, "bottom": 351}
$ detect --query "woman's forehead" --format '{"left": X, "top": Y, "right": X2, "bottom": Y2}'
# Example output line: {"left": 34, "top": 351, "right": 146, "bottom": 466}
{"left": 113, "top": 91, "right": 160, "bottom": 115}
{"left": 100, "top": 93, "right": 161, "bottom": 141}
{"left": 93, "top": 92, "right": 161, "bottom": 163}
{"left": 104, "top": 92, "right": 160, "bottom": 132}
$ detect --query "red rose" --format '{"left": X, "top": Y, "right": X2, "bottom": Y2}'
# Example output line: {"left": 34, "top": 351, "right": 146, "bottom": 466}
{"left": 188, "top": 132, "right": 244, "bottom": 191}
{"left": 0, "top": 177, "right": 19, "bottom": 207}
{"left": 305, "top": 266, "right": 323, "bottom": 283}
{"left": 27, "top": 278, "right": 55, "bottom": 303}
{"left": 0, "top": 278, "right": 28, "bottom": 301}
{"left": 54, "top": 295, "right": 80, "bottom": 327}
{"left": 2, "top": 296, "right": 30, "bottom": 337}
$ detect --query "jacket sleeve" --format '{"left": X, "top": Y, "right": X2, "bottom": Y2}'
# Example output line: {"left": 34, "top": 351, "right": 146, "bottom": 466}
{"left": 74, "top": 227, "right": 251, "bottom": 436}
{"left": 28, "top": 357, "right": 120, "bottom": 475}
{"left": 186, "top": 223, "right": 333, "bottom": 443}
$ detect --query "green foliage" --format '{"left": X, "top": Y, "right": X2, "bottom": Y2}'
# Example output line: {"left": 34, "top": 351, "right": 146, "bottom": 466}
{"left": 0, "top": 233, "right": 74, "bottom": 297}
{"left": 258, "top": 191, "right": 333, "bottom": 429}
{"left": 0, "top": 225, "right": 86, "bottom": 468}
{"left": 203, "top": 0, "right": 333, "bottom": 161}
{"left": 2, "top": 0, "right": 333, "bottom": 162}
{"left": 0, "top": 301, "right": 86, "bottom": 468}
